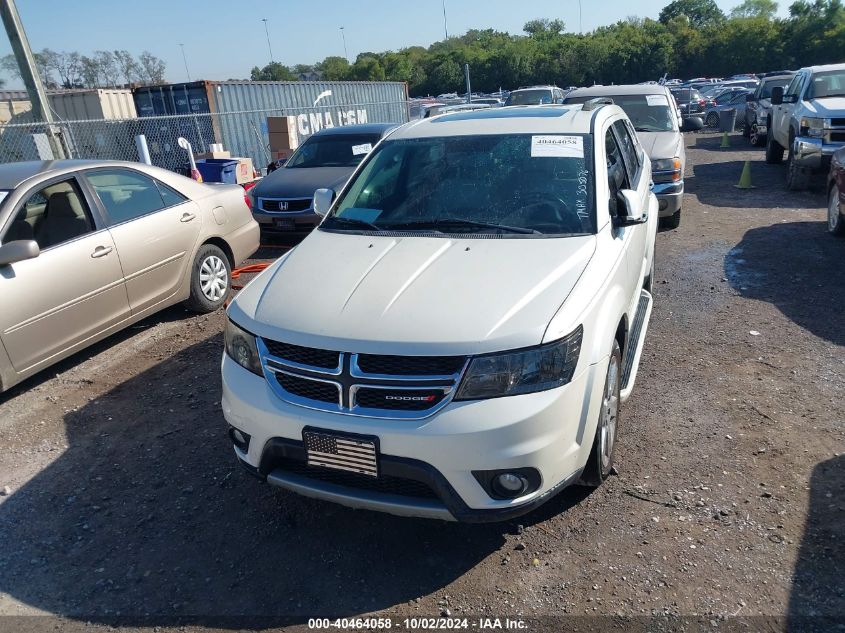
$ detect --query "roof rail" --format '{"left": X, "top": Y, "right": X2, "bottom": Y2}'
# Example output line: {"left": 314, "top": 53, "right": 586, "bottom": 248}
{"left": 582, "top": 97, "right": 614, "bottom": 111}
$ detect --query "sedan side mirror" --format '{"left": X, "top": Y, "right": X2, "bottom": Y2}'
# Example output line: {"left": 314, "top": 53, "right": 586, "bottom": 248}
{"left": 612, "top": 190, "right": 648, "bottom": 228}
{"left": 0, "top": 239, "right": 40, "bottom": 266}
{"left": 771, "top": 86, "right": 784, "bottom": 105}
{"left": 313, "top": 188, "right": 335, "bottom": 217}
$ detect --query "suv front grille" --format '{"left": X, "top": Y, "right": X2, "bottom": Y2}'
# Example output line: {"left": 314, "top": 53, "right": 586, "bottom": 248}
{"left": 831, "top": 118, "right": 845, "bottom": 127}
{"left": 260, "top": 339, "right": 467, "bottom": 419}
{"left": 275, "top": 373, "right": 339, "bottom": 405}
{"left": 355, "top": 354, "right": 466, "bottom": 376}
{"left": 264, "top": 340, "right": 340, "bottom": 370}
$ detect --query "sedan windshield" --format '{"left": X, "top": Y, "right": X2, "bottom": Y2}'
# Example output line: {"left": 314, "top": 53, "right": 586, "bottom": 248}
{"left": 326, "top": 134, "right": 595, "bottom": 236}
{"left": 505, "top": 90, "right": 553, "bottom": 106}
{"left": 565, "top": 94, "right": 676, "bottom": 132}
{"left": 286, "top": 134, "right": 380, "bottom": 168}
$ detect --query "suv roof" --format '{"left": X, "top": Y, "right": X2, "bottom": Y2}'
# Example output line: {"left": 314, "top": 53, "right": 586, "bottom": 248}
{"left": 391, "top": 104, "right": 620, "bottom": 140}
{"left": 566, "top": 84, "right": 671, "bottom": 97}
{"left": 802, "top": 63, "right": 845, "bottom": 73}
{"left": 512, "top": 85, "right": 558, "bottom": 91}
{"left": 310, "top": 123, "right": 397, "bottom": 138}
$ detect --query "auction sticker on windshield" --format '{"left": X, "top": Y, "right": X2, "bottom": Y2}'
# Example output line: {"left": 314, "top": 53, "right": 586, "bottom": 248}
{"left": 646, "top": 94, "right": 669, "bottom": 107}
{"left": 531, "top": 135, "right": 584, "bottom": 158}
{"left": 351, "top": 143, "right": 373, "bottom": 156}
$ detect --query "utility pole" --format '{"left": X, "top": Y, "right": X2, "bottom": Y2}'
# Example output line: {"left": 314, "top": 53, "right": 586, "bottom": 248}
{"left": 442, "top": 0, "right": 449, "bottom": 40}
{"left": 179, "top": 43, "right": 191, "bottom": 82}
{"left": 0, "top": 0, "right": 64, "bottom": 157}
{"left": 262, "top": 18, "right": 274, "bottom": 64}
{"left": 464, "top": 64, "right": 471, "bottom": 103}
{"left": 339, "top": 26, "right": 348, "bottom": 63}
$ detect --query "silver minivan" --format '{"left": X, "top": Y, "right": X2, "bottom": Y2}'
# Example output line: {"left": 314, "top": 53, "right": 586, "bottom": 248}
{"left": 565, "top": 84, "right": 687, "bottom": 229}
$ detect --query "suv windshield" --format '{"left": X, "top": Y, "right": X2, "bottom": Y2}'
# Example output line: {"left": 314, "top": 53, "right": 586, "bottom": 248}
{"left": 806, "top": 70, "right": 845, "bottom": 99}
{"left": 326, "top": 134, "right": 595, "bottom": 236}
{"left": 286, "top": 133, "right": 380, "bottom": 168}
{"left": 505, "top": 90, "right": 553, "bottom": 106}
{"left": 565, "top": 94, "right": 676, "bottom": 132}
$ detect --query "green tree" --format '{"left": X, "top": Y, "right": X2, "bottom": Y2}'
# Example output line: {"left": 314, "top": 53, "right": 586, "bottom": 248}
{"left": 348, "top": 56, "right": 386, "bottom": 81}
{"left": 316, "top": 56, "right": 350, "bottom": 80}
{"left": 250, "top": 62, "right": 296, "bottom": 81}
{"left": 730, "top": 0, "right": 779, "bottom": 18}
{"left": 659, "top": 0, "right": 726, "bottom": 27}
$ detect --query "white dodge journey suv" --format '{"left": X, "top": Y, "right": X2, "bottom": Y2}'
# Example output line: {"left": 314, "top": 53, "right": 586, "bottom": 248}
{"left": 222, "top": 103, "right": 657, "bottom": 522}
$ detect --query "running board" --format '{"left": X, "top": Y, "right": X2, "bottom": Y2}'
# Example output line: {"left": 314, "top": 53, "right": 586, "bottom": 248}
{"left": 620, "top": 289, "right": 653, "bottom": 402}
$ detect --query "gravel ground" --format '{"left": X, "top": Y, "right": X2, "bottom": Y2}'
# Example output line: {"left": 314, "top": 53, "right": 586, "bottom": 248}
{"left": 0, "top": 131, "right": 842, "bottom": 633}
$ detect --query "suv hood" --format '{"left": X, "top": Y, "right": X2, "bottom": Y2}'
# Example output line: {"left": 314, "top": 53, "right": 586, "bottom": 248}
{"left": 805, "top": 97, "right": 845, "bottom": 117}
{"left": 231, "top": 230, "right": 596, "bottom": 356}
{"left": 253, "top": 166, "right": 353, "bottom": 200}
{"left": 637, "top": 130, "right": 683, "bottom": 160}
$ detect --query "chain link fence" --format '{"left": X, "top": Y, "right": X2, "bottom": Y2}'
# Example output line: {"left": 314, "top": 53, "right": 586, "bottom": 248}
{"left": 0, "top": 99, "right": 410, "bottom": 175}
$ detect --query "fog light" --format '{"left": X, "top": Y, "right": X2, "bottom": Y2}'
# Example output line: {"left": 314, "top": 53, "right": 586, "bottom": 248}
{"left": 228, "top": 426, "right": 251, "bottom": 452}
{"left": 493, "top": 473, "right": 529, "bottom": 498}
{"left": 659, "top": 199, "right": 668, "bottom": 211}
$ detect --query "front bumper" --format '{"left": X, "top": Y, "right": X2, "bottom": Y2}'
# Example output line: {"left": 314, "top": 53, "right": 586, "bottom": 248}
{"left": 792, "top": 136, "right": 845, "bottom": 171}
{"left": 253, "top": 209, "right": 321, "bottom": 233}
{"left": 651, "top": 181, "right": 683, "bottom": 217}
{"left": 221, "top": 354, "right": 606, "bottom": 521}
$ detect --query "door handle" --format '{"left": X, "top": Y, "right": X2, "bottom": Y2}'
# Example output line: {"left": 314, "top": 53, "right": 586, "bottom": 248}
{"left": 180, "top": 212, "right": 196, "bottom": 222}
{"left": 91, "top": 246, "right": 113, "bottom": 258}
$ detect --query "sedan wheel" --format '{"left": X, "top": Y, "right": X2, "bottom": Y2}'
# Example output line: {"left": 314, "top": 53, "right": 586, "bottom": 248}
{"left": 829, "top": 185, "right": 845, "bottom": 236}
{"left": 185, "top": 243, "right": 231, "bottom": 313}
{"left": 200, "top": 255, "right": 228, "bottom": 301}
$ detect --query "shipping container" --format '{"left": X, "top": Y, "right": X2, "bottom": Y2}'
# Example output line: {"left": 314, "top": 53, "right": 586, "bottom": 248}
{"left": 0, "top": 88, "right": 137, "bottom": 124}
{"left": 131, "top": 80, "right": 409, "bottom": 169}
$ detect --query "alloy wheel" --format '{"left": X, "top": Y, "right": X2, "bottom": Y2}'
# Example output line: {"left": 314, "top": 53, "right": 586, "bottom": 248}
{"left": 599, "top": 354, "right": 620, "bottom": 472}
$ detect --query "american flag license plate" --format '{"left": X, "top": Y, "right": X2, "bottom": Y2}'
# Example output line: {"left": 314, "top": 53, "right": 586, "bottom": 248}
{"left": 303, "top": 430, "right": 378, "bottom": 477}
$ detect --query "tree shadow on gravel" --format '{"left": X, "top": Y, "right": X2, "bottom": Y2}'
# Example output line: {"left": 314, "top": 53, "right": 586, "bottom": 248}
{"left": 788, "top": 455, "right": 845, "bottom": 632}
{"left": 725, "top": 221, "right": 845, "bottom": 346}
{"left": 0, "top": 335, "right": 588, "bottom": 627}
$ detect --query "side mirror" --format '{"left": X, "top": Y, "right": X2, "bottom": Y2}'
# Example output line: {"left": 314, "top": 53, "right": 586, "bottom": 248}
{"left": 681, "top": 116, "right": 704, "bottom": 132}
{"left": 312, "top": 188, "right": 335, "bottom": 217}
{"left": 612, "top": 190, "right": 647, "bottom": 227}
{"left": 0, "top": 239, "right": 40, "bottom": 266}
{"left": 771, "top": 86, "right": 783, "bottom": 105}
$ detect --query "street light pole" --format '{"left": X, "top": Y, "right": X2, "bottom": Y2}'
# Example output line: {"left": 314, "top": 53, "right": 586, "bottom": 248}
{"left": 578, "top": 0, "right": 582, "bottom": 34}
{"left": 339, "top": 26, "right": 348, "bottom": 63}
{"left": 262, "top": 18, "right": 274, "bottom": 63}
{"left": 442, "top": 0, "right": 449, "bottom": 40}
{"left": 179, "top": 43, "right": 191, "bottom": 82}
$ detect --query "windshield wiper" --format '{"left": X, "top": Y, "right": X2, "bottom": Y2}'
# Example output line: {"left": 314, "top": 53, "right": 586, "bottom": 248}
{"left": 383, "top": 218, "right": 541, "bottom": 235}
{"left": 321, "top": 216, "right": 382, "bottom": 231}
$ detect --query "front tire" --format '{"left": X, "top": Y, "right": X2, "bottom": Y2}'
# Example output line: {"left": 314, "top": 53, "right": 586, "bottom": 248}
{"left": 786, "top": 141, "right": 811, "bottom": 191}
{"left": 765, "top": 131, "right": 784, "bottom": 164}
{"left": 184, "top": 244, "right": 231, "bottom": 313}
{"left": 580, "top": 340, "right": 622, "bottom": 487}
{"left": 829, "top": 185, "right": 845, "bottom": 236}
{"left": 659, "top": 209, "right": 681, "bottom": 230}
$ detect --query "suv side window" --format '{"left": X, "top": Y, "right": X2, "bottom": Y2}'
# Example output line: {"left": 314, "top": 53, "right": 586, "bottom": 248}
{"left": 606, "top": 128, "right": 629, "bottom": 218}
{"left": 86, "top": 168, "right": 168, "bottom": 225}
{"left": 612, "top": 120, "right": 641, "bottom": 186}
{"left": 3, "top": 178, "right": 95, "bottom": 250}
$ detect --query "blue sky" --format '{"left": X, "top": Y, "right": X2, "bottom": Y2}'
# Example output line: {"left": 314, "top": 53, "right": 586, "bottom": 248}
{"left": 1, "top": 0, "right": 789, "bottom": 87}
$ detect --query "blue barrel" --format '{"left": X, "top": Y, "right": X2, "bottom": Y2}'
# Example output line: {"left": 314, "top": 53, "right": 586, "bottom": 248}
{"left": 194, "top": 159, "right": 239, "bottom": 183}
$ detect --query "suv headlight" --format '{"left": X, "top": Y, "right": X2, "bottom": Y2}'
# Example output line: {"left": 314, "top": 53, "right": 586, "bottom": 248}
{"left": 225, "top": 318, "right": 262, "bottom": 376}
{"left": 652, "top": 157, "right": 682, "bottom": 183}
{"left": 800, "top": 117, "right": 825, "bottom": 138}
{"left": 455, "top": 326, "right": 582, "bottom": 401}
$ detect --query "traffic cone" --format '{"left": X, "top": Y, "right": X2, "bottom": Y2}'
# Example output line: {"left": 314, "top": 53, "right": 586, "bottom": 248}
{"left": 734, "top": 160, "right": 754, "bottom": 189}
{"left": 720, "top": 132, "right": 730, "bottom": 148}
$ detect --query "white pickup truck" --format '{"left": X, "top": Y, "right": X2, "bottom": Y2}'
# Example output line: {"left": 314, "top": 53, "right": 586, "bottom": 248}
{"left": 222, "top": 103, "right": 657, "bottom": 522}
{"left": 767, "top": 63, "right": 845, "bottom": 190}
